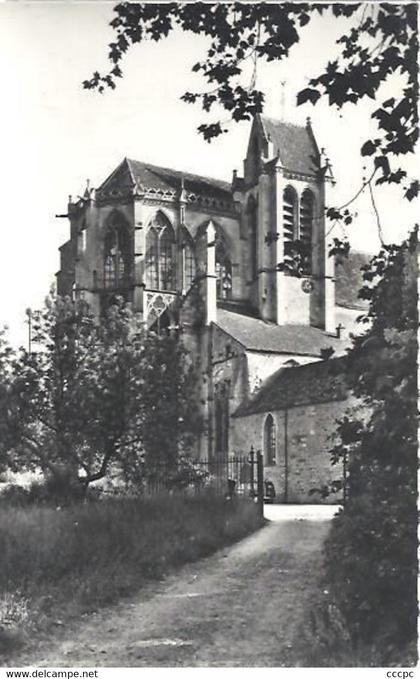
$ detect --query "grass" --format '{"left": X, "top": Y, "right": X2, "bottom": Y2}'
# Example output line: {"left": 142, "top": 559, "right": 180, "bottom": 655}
{"left": 0, "top": 494, "right": 263, "bottom": 655}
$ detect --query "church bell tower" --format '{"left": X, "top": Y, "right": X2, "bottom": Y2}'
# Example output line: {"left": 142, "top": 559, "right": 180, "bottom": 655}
{"left": 241, "top": 113, "right": 335, "bottom": 333}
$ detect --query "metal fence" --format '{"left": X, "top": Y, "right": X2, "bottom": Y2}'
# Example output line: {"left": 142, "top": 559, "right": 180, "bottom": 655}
{"left": 139, "top": 450, "right": 264, "bottom": 506}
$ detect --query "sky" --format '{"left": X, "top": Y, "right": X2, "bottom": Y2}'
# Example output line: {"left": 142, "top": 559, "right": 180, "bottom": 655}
{"left": 0, "top": 2, "right": 417, "bottom": 347}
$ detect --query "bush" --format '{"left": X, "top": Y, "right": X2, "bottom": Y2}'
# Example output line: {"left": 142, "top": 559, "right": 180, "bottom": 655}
{"left": 319, "top": 232, "right": 417, "bottom": 664}
{"left": 0, "top": 475, "right": 83, "bottom": 508}
{"left": 0, "top": 485, "right": 31, "bottom": 508}
{"left": 298, "top": 586, "right": 417, "bottom": 667}
{"left": 0, "top": 592, "right": 29, "bottom": 654}
{"left": 26, "top": 470, "right": 86, "bottom": 505}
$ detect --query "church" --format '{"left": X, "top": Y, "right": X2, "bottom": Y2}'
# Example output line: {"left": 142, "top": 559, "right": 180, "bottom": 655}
{"left": 57, "top": 114, "right": 365, "bottom": 503}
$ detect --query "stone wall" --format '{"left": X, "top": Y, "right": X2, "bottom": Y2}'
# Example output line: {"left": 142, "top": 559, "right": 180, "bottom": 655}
{"left": 208, "top": 325, "right": 248, "bottom": 425}
{"left": 231, "top": 399, "right": 347, "bottom": 504}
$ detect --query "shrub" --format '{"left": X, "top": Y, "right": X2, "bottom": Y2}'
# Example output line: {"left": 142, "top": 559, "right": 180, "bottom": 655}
{"left": 0, "top": 485, "right": 31, "bottom": 508}
{"left": 0, "top": 592, "right": 29, "bottom": 628}
{"left": 0, "top": 592, "right": 29, "bottom": 654}
{"left": 26, "top": 469, "right": 86, "bottom": 505}
{"left": 320, "top": 232, "right": 417, "bottom": 664}
{"left": 0, "top": 475, "right": 83, "bottom": 508}
{"left": 298, "top": 587, "right": 417, "bottom": 667}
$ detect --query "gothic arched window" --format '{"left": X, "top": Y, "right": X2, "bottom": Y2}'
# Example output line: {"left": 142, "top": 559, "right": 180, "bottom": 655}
{"left": 216, "top": 238, "right": 232, "bottom": 300}
{"left": 145, "top": 212, "right": 175, "bottom": 291}
{"left": 145, "top": 226, "right": 158, "bottom": 289}
{"left": 264, "top": 414, "right": 276, "bottom": 467}
{"left": 159, "top": 224, "right": 175, "bottom": 290}
{"left": 181, "top": 230, "right": 196, "bottom": 290}
{"left": 300, "top": 189, "right": 315, "bottom": 275}
{"left": 103, "top": 216, "right": 131, "bottom": 289}
{"left": 247, "top": 196, "right": 258, "bottom": 281}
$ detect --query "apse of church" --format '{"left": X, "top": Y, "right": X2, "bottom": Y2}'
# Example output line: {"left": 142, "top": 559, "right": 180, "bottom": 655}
{"left": 58, "top": 114, "right": 334, "bottom": 330}
{"left": 59, "top": 181, "right": 242, "bottom": 327}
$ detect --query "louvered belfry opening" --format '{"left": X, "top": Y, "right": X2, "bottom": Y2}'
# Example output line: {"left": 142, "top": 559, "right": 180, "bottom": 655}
{"left": 283, "top": 187, "right": 298, "bottom": 273}
{"left": 300, "top": 189, "right": 314, "bottom": 275}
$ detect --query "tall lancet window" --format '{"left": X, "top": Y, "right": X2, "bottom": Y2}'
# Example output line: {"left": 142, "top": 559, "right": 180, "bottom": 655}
{"left": 300, "top": 189, "right": 315, "bottom": 275}
{"left": 103, "top": 216, "right": 131, "bottom": 289}
{"left": 216, "top": 237, "right": 232, "bottom": 300}
{"left": 145, "top": 226, "right": 158, "bottom": 290}
{"left": 264, "top": 414, "right": 276, "bottom": 467}
{"left": 145, "top": 212, "right": 176, "bottom": 291}
{"left": 182, "top": 229, "right": 196, "bottom": 290}
{"left": 283, "top": 187, "right": 298, "bottom": 274}
{"left": 247, "top": 196, "right": 258, "bottom": 281}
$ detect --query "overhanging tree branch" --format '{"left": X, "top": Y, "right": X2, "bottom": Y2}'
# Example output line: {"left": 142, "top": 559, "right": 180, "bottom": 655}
{"left": 83, "top": 2, "right": 417, "bottom": 199}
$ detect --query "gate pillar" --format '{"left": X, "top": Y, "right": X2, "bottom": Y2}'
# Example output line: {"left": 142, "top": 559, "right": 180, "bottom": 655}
{"left": 256, "top": 450, "right": 264, "bottom": 518}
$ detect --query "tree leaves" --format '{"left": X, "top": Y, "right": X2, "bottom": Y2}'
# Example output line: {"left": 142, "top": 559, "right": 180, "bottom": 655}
{"left": 361, "top": 139, "right": 377, "bottom": 156}
{"left": 374, "top": 154, "right": 390, "bottom": 176}
{"left": 296, "top": 88, "right": 321, "bottom": 106}
{"left": 328, "top": 237, "right": 350, "bottom": 263}
{"left": 197, "top": 121, "right": 227, "bottom": 142}
{"left": 83, "top": 3, "right": 315, "bottom": 136}
{"left": 83, "top": 2, "right": 417, "bottom": 195}
{"left": 405, "top": 179, "right": 419, "bottom": 201}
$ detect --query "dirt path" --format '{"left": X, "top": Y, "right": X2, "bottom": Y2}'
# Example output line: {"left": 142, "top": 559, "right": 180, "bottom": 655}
{"left": 15, "top": 506, "right": 336, "bottom": 667}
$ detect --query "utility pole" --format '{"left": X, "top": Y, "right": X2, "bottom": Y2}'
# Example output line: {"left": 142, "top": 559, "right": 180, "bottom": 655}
{"left": 280, "top": 80, "right": 286, "bottom": 120}
{"left": 25, "top": 308, "right": 32, "bottom": 354}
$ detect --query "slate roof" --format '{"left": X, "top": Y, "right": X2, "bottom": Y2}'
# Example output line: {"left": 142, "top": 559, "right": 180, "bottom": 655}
{"left": 98, "top": 158, "right": 232, "bottom": 201}
{"left": 215, "top": 308, "right": 349, "bottom": 357}
{"left": 259, "top": 115, "right": 320, "bottom": 176}
{"left": 234, "top": 356, "right": 348, "bottom": 417}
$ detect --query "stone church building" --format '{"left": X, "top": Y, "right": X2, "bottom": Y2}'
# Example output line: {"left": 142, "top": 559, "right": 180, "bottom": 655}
{"left": 57, "top": 114, "right": 365, "bottom": 503}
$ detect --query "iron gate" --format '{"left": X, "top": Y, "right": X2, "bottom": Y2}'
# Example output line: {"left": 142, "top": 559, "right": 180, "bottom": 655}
{"left": 138, "top": 448, "right": 265, "bottom": 515}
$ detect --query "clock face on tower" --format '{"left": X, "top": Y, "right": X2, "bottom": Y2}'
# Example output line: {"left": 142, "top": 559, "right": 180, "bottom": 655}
{"left": 301, "top": 279, "right": 314, "bottom": 293}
